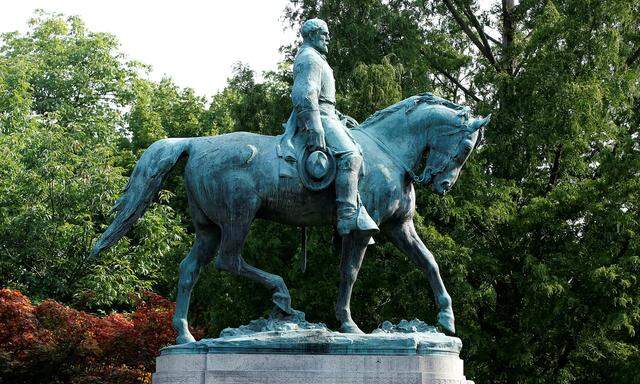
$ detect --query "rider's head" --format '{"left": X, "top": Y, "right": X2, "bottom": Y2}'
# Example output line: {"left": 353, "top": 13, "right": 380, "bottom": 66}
{"left": 300, "top": 19, "right": 330, "bottom": 55}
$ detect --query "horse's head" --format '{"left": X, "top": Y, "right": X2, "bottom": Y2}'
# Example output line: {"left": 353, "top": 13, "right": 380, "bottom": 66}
{"left": 356, "top": 93, "right": 489, "bottom": 195}
{"left": 421, "top": 114, "right": 490, "bottom": 195}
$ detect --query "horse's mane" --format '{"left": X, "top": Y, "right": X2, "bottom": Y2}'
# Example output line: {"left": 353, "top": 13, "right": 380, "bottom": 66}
{"left": 358, "top": 92, "right": 472, "bottom": 130}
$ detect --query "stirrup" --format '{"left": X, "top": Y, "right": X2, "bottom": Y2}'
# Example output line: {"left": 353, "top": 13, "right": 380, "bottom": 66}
{"left": 337, "top": 205, "right": 379, "bottom": 236}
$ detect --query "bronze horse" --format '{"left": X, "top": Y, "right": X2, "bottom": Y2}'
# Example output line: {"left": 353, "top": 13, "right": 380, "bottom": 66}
{"left": 91, "top": 93, "right": 489, "bottom": 344}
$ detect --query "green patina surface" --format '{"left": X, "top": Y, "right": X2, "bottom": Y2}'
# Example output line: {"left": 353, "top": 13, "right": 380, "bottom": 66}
{"left": 161, "top": 319, "right": 461, "bottom": 356}
{"left": 92, "top": 18, "right": 489, "bottom": 346}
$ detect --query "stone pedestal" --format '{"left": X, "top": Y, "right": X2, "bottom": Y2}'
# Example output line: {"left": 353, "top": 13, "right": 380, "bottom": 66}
{"left": 154, "top": 351, "right": 471, "bottom": 384}
{"left": 153, "top": 319, "right": 473, "bottom": 384}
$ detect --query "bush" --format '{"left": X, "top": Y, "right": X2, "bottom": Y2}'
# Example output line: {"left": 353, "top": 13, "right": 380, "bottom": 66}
{"left": 0, "top": 289, "right": 199, "bottom": 384}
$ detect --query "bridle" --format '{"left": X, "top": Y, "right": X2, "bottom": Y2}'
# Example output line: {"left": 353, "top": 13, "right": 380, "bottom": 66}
{"left": 418, "top": 126, "right": 482, "bottom": 185}
{"left": 358, "top": 122, "right": 481, "bottom": 186}
{"left": 358, "top": 127, "right": 425, "bottom": 183}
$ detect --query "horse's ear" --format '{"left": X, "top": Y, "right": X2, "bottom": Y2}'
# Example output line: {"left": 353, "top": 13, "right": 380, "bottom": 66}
{"left": 471, "top": 114, "right": 491, "bottom": 131}
{"left": 483, "top": 113, "right": 492, "bottom": 127}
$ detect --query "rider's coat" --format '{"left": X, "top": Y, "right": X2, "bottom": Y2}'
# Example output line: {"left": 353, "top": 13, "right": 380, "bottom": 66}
{"left": 291, "top": 44, "right": 336, "bottom": 113}
{"left": 291, "top": 44, "right": 357, "bottom": 156}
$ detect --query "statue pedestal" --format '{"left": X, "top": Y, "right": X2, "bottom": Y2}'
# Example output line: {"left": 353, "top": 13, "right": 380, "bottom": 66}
{"left": 153, "top": 352, "right": 471, "bottom": 384}
{"left": 153, "top": 319, "right": 473, "bottom": 384}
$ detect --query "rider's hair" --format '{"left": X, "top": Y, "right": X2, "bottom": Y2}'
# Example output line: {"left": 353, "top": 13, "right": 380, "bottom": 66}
{"left": 300, "top": 19, "right": 327, "bottom": 39}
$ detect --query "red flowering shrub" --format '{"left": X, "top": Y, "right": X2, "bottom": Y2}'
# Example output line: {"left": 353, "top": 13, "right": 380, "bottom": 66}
{"left": 0, "top": 289, "right": 201, "bottom": 384}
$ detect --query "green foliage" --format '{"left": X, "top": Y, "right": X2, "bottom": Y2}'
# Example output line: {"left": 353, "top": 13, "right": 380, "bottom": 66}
{"left": 347, "top": 57, "right": 404, "bottom": 121}
{"left": 0, "top": 12, "right": 188, "bottom": 309}
{"left": 2, "top": 4, "right": 640, "bottom": 384}
{"left": 220, "top": 62, "right": 292, "bottom": 136}
{"left": 128, "top": 78, "right": 212, "bottom": 149}
{"left": 285, "top": 1, "right": 640, "bottom": 383}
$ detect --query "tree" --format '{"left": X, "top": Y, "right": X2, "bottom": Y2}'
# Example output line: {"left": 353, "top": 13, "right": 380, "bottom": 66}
{"left": 0, "top": 288, "right": 197, "bottom": 384}
{"left": 2, "top": 6, "right": 639, "bottom": 383}
{"left": 285, "top": 1, "right": 640, "bottom": 382}
{"left": 0, "top": 12, "right": 189, "bottom": 309}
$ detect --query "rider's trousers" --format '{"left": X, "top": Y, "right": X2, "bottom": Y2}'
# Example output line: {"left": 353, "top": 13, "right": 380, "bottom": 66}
{"left": 318, "top": 106, "right": 362, "bottom": 219}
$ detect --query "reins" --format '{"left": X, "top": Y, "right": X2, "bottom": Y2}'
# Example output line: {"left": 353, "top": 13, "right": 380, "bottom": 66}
{"left": 357, "top": 127, "right": 425, "bottom": 184}
{"left": 352, "top": 93, "right": 481, "bottom": 186}
{"left": 356, "top": 122, "right": 476, "bottom": 186}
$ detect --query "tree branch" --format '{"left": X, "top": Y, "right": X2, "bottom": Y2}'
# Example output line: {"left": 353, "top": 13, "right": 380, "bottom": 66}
{"left": 429, "top": 59, "right": 482, "bottom": 102}
{"left": 484, "top": 31, "right": 502, "bottom": 45}
{"left": 553, "top": 331, "right": 579, "bottom": 376}
{"left": 627, "top": 46, "right": 640, "bottom": 66}
{"left": 547, "top": 144, "right": 563, "bottom": 192}
{"left": 459, "top": 0, "right": 498, "bottom": 65}
{"left": 441, "top": 0, "right": 498, "bottom": 69}
{"left": 502, "top": 0, "right": 516, "bottom": 74}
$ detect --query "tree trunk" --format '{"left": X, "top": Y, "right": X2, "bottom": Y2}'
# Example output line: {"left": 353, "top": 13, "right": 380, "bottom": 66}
{"left": 502, "top": 0, "right": 516, "bottom": 74}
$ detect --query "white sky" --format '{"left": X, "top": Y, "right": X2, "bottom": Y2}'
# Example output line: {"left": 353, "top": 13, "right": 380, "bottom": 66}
{"left": 0, "top": 0, "right": 296, "bottom": 97}
{"left": 0, "top": 0, "right": 497, "bottom": 98}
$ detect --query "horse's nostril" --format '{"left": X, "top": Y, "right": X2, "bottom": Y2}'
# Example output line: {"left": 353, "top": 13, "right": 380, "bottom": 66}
{"left": 441, "top": 181, "right": 451, "bottom": 190}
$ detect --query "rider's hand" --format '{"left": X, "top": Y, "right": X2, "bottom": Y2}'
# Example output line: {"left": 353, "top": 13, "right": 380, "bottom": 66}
{"left": 307, "top": 129, "right": 326, "bottom": 152}
{"left": 336, "top": 110, "right": 359, "bottom": 128}
{"left": 343, "top": 115, "right": 359, "bottom": 129}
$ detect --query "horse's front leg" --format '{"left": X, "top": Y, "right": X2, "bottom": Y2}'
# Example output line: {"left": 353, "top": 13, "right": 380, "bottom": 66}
{"left": 335, "top": 232, "right": 371, "bottom": 334}
{"left": 386, "top": 219, "right": 455, "bottom": 334}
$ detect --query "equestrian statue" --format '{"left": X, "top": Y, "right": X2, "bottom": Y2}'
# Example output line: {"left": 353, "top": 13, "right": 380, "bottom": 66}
{"left": 90, "top": 18, "right": 490, "bottom": 345}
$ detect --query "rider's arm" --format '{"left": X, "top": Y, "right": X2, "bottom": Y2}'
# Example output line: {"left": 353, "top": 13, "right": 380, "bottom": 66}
{"left": 292, "top": 55, "right": 325, "bottom": 149}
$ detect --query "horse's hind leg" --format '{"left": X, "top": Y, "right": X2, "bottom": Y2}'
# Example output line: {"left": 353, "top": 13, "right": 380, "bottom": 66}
{"left": 173, "top": 215, "right": 220, "bottom": 344}
{"left": 215, "top": 221, "right": 295, "bottom": 316}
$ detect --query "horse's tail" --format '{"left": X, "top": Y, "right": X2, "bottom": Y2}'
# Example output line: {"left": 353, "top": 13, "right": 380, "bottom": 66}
{"left": 90, "top": 138, "right": 190, "bottom": 259}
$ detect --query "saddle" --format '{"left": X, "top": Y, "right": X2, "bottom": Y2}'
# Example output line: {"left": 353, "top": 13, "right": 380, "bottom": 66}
{"left": 277, "top": 112, "right": 374, "bottom": 269}
{"left": 276, "top": 111, "right": 337, "bottom": 191}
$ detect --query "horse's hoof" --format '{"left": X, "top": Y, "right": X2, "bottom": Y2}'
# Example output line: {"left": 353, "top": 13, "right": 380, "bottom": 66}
{"left": 173, "top": 318, "right": 196, "bottom": 344}
{"left": 175, "top": 333, "right": 196, "bottom": 345}
{"left": 272, "top": 292, "right": 293, "bottom": 314}
{"left": 340, "top": 321, "right": 365, "bottom": 334}
{"left": 437, "top": 311, "right": 456, "bottom": 334}
{"left": 270, "top": 306, "right": 305, "bottom": 322}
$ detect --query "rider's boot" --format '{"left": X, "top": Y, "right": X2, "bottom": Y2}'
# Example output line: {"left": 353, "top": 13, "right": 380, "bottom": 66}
{"left": 335, "top": 153, "right": 379, "bottom": 237}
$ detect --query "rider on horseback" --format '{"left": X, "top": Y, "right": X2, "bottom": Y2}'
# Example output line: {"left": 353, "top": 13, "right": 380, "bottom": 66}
{"left": 292, "top": 18, "right": 379, "bottom": 237}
